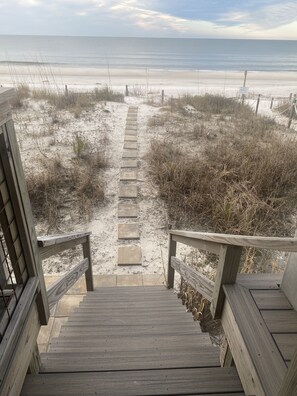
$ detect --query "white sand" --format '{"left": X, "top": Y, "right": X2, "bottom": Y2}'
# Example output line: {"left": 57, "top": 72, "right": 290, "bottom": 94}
{"left": 1, "top": 64, "right": 297, "bottom": 98}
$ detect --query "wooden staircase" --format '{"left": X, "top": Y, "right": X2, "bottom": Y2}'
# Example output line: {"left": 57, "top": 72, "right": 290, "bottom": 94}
{"left": 21, "top": 286, "right": 244, "bottom": 395}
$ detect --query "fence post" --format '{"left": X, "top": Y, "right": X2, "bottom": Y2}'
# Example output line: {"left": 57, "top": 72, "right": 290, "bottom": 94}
{"left": 83, "top": 235, "right": 94, "bottom": 291}
{"left": 255, "top": 94, "right": 261, "bottom": 115}
{"left": 161, "top": 89, "right": 164, "bottom": 104}
{"left": 289, "top": 93, "right": 293, "bottom": 101}
{"left": 65, "top": 85, "right": 68, "bottom": 97}
{"left": 125, "top": 85, "right": 129, "bottom": 96}
{"left": 288, "top": 98, "right": 296, "bottom": 129}
{"left": 270, "top": 97, "right": 274, "bottom": 109}
{"left": 167, "top": 234, "right": 177, "bottom": 289}
{"left": 241, "top": 70, "right": 248, "bottom": 104}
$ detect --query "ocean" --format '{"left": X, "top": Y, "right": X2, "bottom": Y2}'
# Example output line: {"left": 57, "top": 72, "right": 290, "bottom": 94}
{"left": 0, "top": 35, "right": 297, "bottom": 72}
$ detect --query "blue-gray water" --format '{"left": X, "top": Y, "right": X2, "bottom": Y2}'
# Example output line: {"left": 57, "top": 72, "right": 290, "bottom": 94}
{"left": 0, "top": 35, "right": 297, "bottom": 72}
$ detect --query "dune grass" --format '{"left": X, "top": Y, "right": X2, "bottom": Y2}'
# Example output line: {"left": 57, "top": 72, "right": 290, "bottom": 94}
{"left": 147, "top": 94, "right": 297, "bottom": 236}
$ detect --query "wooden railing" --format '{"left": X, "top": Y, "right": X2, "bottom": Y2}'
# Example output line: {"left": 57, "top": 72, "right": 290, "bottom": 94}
{"left": 38, "top": 232, "right": 94, "bottom": 309}
{"left": 167, "top": 230, "right": 297, "bottom": 319}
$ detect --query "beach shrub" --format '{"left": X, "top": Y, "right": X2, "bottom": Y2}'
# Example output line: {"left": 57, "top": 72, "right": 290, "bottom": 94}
{"left": 10, "top": 84, "right": 30, "bottom": 108}
{"left": 26, "top": 154, "right": 106, "bottom": 229}
{"left": 172, "top": 94, "right": 253, "bottom": 118}
{"left": 146, "top": 131, "right": 297, "bottom": 236}
{"left": 93, "top": 87, "right": 124, "bottom": 102}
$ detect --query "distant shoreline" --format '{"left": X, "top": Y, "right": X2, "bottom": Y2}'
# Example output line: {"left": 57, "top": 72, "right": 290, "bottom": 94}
{"left": 1, "top": 64, "right": 296, "bottom": 98}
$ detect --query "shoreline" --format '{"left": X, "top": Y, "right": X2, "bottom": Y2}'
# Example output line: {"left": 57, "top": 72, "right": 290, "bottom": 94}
{"left": 1, "top": 64, "right": 296, "bottom": 97}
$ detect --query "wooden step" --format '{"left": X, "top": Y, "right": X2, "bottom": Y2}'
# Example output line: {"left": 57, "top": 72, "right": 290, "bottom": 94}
{"left": 40, "top": 346, "right": 220, "bottom": 372}
{"left": 22, "top": 367, "right": 243, "bottom": 395}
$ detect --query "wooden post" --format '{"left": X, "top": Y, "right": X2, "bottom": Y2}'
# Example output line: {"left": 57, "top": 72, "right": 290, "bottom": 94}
{"left": 270, "top": 97, "right": 274, "bottom": 109}
{"left": 255, "top": 94, "right": 261, "bottom": 115}
{"left": 241, "top": 70, "right": 248, "bottom": 104}
{"left": 170, "top": 96, "right": 173, "bottom": 113}
{"left": 288, "top": 98, "right": 296, "bottom": 129}
{"left": 289, "top": 93, "right": 293, "bottom": 101}
{"left": 167, "top": 235, "right": 177, "bottom": 289}
{"left": 83, "top": 235, "right": 94, "bottom": 291}
{"left": 161, "top": 90, "right": 164, "bottom": 104}
{"left": 210, "top": 244, "right": 242, "bottom": 319}
{"left": 65, "top": 85, "right": 68, "bottom": 97}
{"left": 125, "top": 85, "right": 129, "bottom": 96}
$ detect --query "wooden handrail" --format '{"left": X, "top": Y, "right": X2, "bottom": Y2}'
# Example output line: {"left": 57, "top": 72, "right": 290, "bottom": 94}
{"left": 38, "top": 232, "right": 94, "bottom": 292}
{"left": 168, "top": 229, "right": 297, "bottom": 319}
{"left": 170, "top": 230, "right": 297, "bottom": 252}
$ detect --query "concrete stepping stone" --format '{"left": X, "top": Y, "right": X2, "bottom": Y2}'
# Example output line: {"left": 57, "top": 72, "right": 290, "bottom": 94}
{"left": 118, "top": 223, "right": 140, "bottom": 239}
{"left": 119, "top": 184, "right": 137, "bottom": 198}
{"left": 124, "top": 142, "right": 138, "bottom": 149}
{"left": 121, "top": 159, "right": 138, "bottom": 168}
{"left": 125, "top": 130, "right": 137, "bottom": 136}
{"left": 123, "top": 150, "right": 138, "bottom": 158}
{"left": 118, "top": 203, "right": 139, "bottom": 218}
{"left": 124, "top": 135, "right": 137, "bottom": 142}
{"left": 120, "top": 169, "right": 137, "bottom": 181}
{"left": 118, "top": 245, "right": 142, "bottom": 266}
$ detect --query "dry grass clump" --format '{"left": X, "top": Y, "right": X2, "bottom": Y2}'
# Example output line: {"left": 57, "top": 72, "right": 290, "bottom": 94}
{"left": 147, "top": 131, "right": 297, "bottom": 236}
{"left": 26, "top": 151, "right": 106, "bottom": 230}
{"left": 11, "top": 85, "right": 123, "bottom": 117}
{"left": 10, "top": 84, "right": 30, "bottom": 108}
{"left": 172, "top": 94, "right": 253, "bottom": 118}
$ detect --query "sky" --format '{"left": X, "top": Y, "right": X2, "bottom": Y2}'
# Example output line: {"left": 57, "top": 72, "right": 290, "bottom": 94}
{"left": 1, "top": 0, "right": 297, "bottom": 39}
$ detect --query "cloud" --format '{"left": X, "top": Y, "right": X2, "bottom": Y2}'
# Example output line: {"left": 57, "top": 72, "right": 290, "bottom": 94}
{"left": 220, "top": 1, "right": 297, "bottom": 29}
{"left": 18, "top": 0, "right": 40, "bottom": 6}
{"left": 110, "top": 1, "right": 188, "bottom": 32}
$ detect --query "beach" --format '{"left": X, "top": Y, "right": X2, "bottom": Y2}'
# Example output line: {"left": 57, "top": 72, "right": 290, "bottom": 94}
{"left": 1, "top": 64, "right": 296, "bottom": 98}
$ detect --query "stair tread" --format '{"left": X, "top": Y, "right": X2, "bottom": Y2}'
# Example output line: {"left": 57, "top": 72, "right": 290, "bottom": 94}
{"left": 22, "top": 367, "right": 243, "bottom": 395}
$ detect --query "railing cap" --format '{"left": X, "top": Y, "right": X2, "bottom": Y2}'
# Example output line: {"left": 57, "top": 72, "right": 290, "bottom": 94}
{"left": 170, "top": 230, "right": 297, "bottom": 251}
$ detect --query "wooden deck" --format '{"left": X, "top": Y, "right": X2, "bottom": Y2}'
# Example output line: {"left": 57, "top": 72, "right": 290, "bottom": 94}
{"left": 223, "top": 273, "right": 297, "bottom": 396}
{"left": 22, "top": 286, "right": 244, "bottom": 395}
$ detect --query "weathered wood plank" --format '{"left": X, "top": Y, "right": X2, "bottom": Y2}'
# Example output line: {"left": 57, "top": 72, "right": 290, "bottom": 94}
{"left": 170, "top": 230, "right": 297, "bottom": 251}
{"left": 171, "top": 257, "right": 214, "bottom": 300}
{"left": 223, "top": 284, "right": 287, "bottom": 396}
{"left": 22, "top": 367, "right": 243, "bottom": 395}
{"left": 38, "top": 232, "right": 90, "bottom": 247}
{"left": 237, "top": 273, "right": 282, "bottom": 289}
{"left": 47, "top": 259, "right": 89, "bottom": 309}
{"left": 261, "top": 310, "right": 297, "bottom": 333}
{"left": 273, "top": 334, "right": 297, "bottom": 361}
{"left": 251, "top": 289, "right": 293, "bottom": 310}
{"left": 211, "top": 245, "right": 242, "bottom": 319}
{"left": 171, "top": 234, "right": 221, "bottom": 255}
{"left": 39, "top": 236, "right": 87, "bottom": 260}
{"left": 40, "top": 346, "right": 220, "bottom": 372}
{"left": 281, "top": 230, "right": 297, "bottom": 309}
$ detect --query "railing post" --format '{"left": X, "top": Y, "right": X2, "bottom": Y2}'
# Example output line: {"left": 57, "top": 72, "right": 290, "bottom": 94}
{"left": 28, "top": 343, "right": 41, "bottom": 374}
{"left": 210, "top": 244, "right": 242, "bottom": 319}
{"left": 83, "top": 235, "right": 94, "bottom": 291}
{"left": 167, "top": 234, "right": 177, "bottom": 289}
